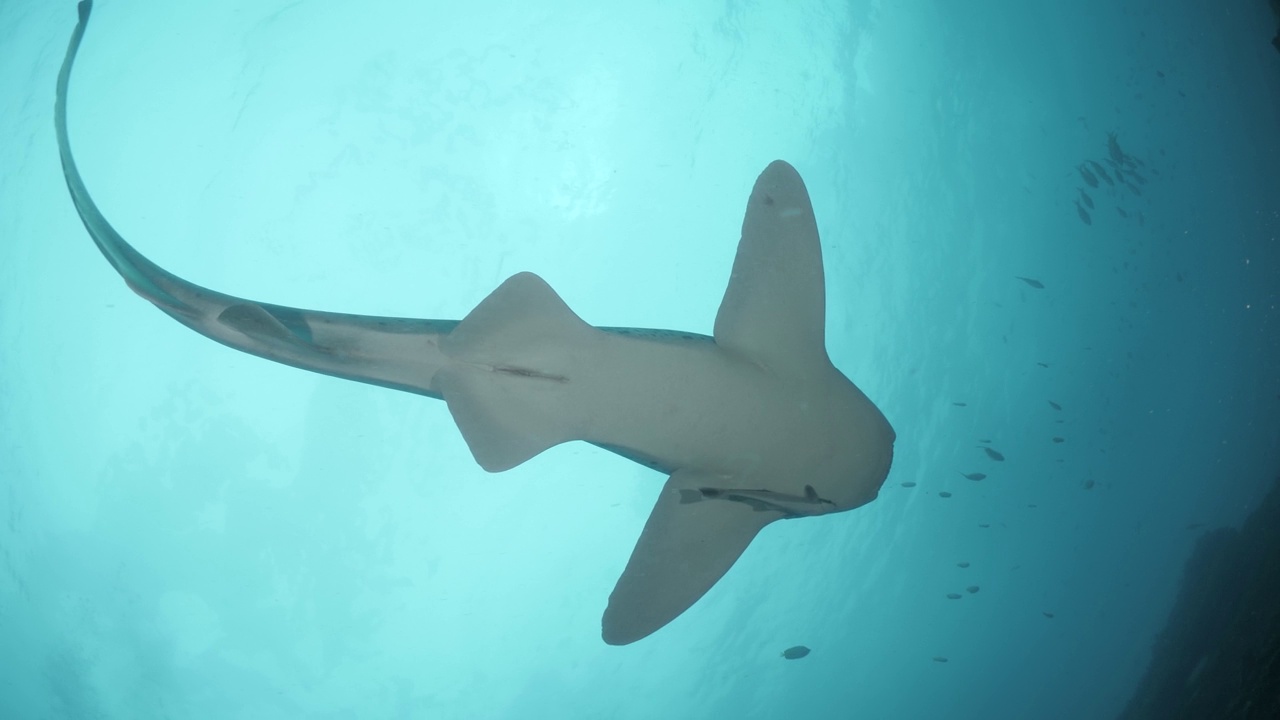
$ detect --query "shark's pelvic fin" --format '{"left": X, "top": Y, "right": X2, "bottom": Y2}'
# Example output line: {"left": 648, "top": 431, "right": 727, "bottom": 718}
{"left": 436, "top": 272, "right": 599, "bottom": 472}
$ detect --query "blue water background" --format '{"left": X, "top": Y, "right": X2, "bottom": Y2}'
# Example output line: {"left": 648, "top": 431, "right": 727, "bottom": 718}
{"left": 2, "top": 0, "right": 1278, "bottom": 717}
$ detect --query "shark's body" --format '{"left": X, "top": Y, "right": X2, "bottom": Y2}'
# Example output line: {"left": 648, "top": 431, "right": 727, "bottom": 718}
{"left": 56, "top": 0, "right": 894, "bottom": 645}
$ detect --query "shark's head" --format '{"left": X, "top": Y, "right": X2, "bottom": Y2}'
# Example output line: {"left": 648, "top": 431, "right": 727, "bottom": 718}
{"left": 600, "top": 161, "right": 896, "bottom": 644}
{"left": 824, "top": 372, "right": 896, "bottom": 512}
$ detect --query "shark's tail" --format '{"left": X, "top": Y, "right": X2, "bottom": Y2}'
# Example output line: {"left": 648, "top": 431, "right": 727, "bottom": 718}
{"left": 55, "top": 0, "right": 459, "bottom": 399}
{"left": 56, "top": 0, "right": 206, "bottom": 321}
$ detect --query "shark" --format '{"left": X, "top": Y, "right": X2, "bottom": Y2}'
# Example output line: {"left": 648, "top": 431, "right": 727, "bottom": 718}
{"left": 55, "top": 0, "right": 895, "bottom": 645}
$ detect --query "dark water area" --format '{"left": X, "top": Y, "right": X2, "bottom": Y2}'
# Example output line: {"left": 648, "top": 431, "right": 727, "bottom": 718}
{"left": 1120, "top": 475, "right": 1280, "bottom": 720}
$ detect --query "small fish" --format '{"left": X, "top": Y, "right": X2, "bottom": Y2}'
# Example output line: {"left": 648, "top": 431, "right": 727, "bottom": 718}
{"left": 1125, "top": 182, "right": 1142, "bottom": 196}
{"left": 1107, "top": 131, "right": 1126, "bottom": 165}
{"left": 1075, "top": 200, "right": 1092, "bottom": 226}
{"left": 1036, "top": 362, "right": 1049, "bottom": 368}
{"left": 1015, "top": 276, "right": 1044, "bottom": 289}
{"left": 939, "top": 491, "right": 953, "bottom": 498}
{"left": 1052, "top": 437, "right": 1064, "bottom": 443}
{"left": 946, "top": 593, "right": 962, "bottom": 600}
{"left": 983, "top": 447, "right": 1005, "bottom": 461}
{"left": 1117, "top": 207, "right": 1128, "bottom": 218}
{"left": 1157, "top": 70, "right": 1165, "bottom": 78}
{"left": 1129, "top": 171, "right": 1146, "bottom": 185}
{"left": 952, "top": 402, "right": 968, "bottom": 407}
{"left": 966, "top": 586, "right": 980, "bottom": 594}
{"left": 1078, "top": 189, "right": 1094, "bottom": 209}
{"left": 1087, "top": 160, "right": 1114, "bottom": 186}
{"left": 1083, "top": 479, "right": 1096, "bottom": 490}
{"left": 961, "top": 472, "right": 986, "bottom": 481}
{"left": 1043, "top": 612, "right": 1055, "bottom": 619}
{"left": 978, "top": 523, "right": 990, "bottom": 528}
{"left": 1077, "top": 165, "right": 1099, "bottom": 188}
{"left": 932, "top": 656, "right": 949, "bottom": 663}
{"left": 1048, "top": 400, "right": 1062, "bottom": 410}
{"left": 957, "top": 561, "right": 970, "bottom": 568}
{"left": 901, "top": 481, "right": 917, "bottom": 488}
{"left": 978, "top": 439, "right": 991, "bottom": 444}
{"left": 781, "top": 645, "right": 811, "bottom": 660}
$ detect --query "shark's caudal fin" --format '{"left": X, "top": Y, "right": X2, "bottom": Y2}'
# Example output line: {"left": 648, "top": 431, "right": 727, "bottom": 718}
{"left": 55, "top": 0, "right": 462, "bottom": 399}
{"left": 436, "top": 272, "right": 599, "bottom": 472}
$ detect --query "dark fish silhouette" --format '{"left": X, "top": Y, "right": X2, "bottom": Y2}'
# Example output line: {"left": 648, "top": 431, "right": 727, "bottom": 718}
{"left": 983, "top": 447, "right": 1005, "bottom": 461}
{"left": 961, "top": 472, "right": 986, "bottom": 481}
{"left": 782, "top": 645, "right": 811, "bottom": 660}
{"left": 1089, "top": 161, "right": 1114, "bottom": 186}
{"left": 1075, "top": 200, "right": 1092, "bottom": 226}
{"left": 1015, "top": 276, "right": 1044, "bottom": 289}
{"left": 966, "top": 586, "right": 980, "bottom": 594}
{"left": 1052, "top": 437, "right": 1064, "bottom": 443}
{"left": 1037, "top": 362, "right": 1049, "bottom": 368}
{"left": 978, "top": 523, "right": 990, "bottom": 528}
{"left": 1043, "top": 612, "right": 1055, "bottom": 619}
{"left": 1078, "top": 189, "right": 1094, "bottom": 209}
{"left": 901, "top": 481, "right": 917, "bottom": 488}
{"left": 1077, "top": 165, "right": 1099, "bottom": 188}
{"left": 957, "top": 562, "right": 970, "bottom": 568}
{"left": 932, "top": 656, "right": 949, "bottom": 663}
{"left": 1125, "top": 182, "right": 1142, "bottom": 196}
{"left": 1117, "top": 207, "right": 1128, "bottom": 218}
{"left": 952, "top": 402, "right": 968, "bottom": 407}
{"left": 1107, "top": 132, "right": 1126, "bottom": 165}
{"left": 939, "top": 491, "right": 953, "bottom": 498}
{"left": 946, "top": 593, "right": 962, "bottom": 600}
{"left": 1083, "top": 479, "right": 1095, "bottom": 490}
{"left": 1048, "top": 400, "right": 1062, "bottom": 410}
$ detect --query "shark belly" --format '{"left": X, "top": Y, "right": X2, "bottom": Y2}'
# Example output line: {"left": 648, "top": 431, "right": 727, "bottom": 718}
{"left": 570, "top": 333, "right": 810, "bottom": 481}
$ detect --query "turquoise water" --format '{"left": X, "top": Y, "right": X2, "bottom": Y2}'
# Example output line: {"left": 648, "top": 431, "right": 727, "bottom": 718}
{"left": 3, "top": 1, "right": 1279, "bottom": 718}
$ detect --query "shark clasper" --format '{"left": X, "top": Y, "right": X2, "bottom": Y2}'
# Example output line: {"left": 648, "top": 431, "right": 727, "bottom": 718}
{"left": 55, "top": 0, "right": 895, "bottom": 645}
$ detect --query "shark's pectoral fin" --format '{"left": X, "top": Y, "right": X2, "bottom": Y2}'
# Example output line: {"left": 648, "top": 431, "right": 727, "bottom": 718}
{"left": 714, "top": 160, "right": 829, "bottom": 375}
{"left": 602, "top": 469, "right": 783, "bottom": 645}
{"left": 435, "top": 272, "right": 599, "bottom": 472}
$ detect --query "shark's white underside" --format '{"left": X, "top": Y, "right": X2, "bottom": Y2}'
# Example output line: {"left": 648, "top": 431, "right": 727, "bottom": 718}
{"left": 55, "top": 0, "right": 895, "bottom": 645}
